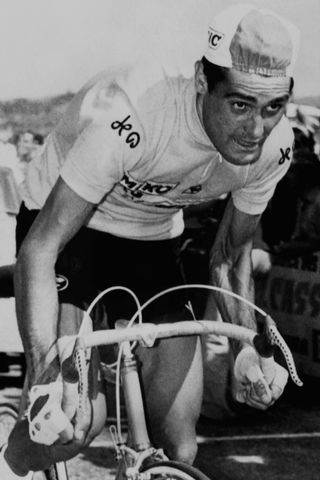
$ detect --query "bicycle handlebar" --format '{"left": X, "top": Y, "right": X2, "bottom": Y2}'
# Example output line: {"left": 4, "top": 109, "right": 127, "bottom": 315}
{"left": 75, "top": 320, "right": 255, "bottom": 349}
{"left": 74, "top": 318, "right": 303, "bottom": 387}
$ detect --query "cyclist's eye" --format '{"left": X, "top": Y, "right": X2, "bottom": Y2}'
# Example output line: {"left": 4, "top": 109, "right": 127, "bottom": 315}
{"left": 231, "top": 101, "right": 248, "bottom": 112}
{"left": 266, "top": 103, "right": 282, "bottom": 114}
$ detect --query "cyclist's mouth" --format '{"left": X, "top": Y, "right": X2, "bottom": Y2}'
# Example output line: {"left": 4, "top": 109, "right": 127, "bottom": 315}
{"left": 233, "top": 138, "right": 261, "bottom": 151}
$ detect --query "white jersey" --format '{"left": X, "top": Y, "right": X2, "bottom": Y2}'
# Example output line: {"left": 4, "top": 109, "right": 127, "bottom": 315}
{"left": 23, "top": 61, "right": 294, "bottom": 240}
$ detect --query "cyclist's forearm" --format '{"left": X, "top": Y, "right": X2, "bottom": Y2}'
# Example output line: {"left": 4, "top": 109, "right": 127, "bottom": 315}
{"left": 208, "top": 257, "right": 256, "bottom": 329}
{"left": 14, "top": 244, "right": 59, "bottom": 383}
{"left": 205, "top": 242, "right": 256, "bottom": 354}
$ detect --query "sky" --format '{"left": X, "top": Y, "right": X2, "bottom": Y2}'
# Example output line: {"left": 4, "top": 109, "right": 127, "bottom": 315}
{"left": 1, "top": 0, "right": 319, "bottom": 101}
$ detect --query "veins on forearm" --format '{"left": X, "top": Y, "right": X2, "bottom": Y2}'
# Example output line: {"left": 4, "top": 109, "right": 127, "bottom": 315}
{"left": 208, "top": 242, "right": 257, "bottom": 332}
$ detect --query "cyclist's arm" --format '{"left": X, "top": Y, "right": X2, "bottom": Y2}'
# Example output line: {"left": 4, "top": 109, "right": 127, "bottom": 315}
{"left": 204, "top": 198, "right": 260, "bottom": 353}
{"left": 205, "top": 198, "right": 290, "bottom": 409}
{"left": 14, "top": 176, "right": 95, "bottom": 384}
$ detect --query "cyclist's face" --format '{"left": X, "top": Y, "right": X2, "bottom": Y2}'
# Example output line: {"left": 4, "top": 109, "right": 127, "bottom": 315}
{"left": 196, "top": 66, "right": 291, "bottom": 165}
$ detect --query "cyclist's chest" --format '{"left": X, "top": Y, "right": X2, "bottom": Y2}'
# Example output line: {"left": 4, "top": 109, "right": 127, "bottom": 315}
{"left": 116, "top": 142, "right": 248, "bottom": 208}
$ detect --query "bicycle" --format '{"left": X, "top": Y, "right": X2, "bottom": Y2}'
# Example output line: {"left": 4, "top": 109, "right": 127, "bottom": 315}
{"left": 41, "top": 283, "right": 301, "bottom": 480}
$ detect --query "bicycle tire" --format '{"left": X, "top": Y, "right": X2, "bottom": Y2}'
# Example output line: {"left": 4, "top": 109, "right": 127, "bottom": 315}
{"left": 141, "top": 460, "right": 211, "bottom": 480}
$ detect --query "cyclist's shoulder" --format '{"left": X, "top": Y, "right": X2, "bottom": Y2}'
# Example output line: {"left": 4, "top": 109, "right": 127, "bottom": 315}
{"left": 263, "top": 115, "right": 294, "bottom": 157}
{"left": 73, "top": 58, "right": 185, "bottom": 125}
{"left": 243, "top": 116, "right": 294, "bottom": 187}
{"left": 251, "top": 115, "right": 294, "bottom": 175}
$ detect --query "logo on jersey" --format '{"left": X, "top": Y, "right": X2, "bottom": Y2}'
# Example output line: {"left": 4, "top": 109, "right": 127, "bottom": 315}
{"left": 120, "top": 172, "right": 178, "bottom": 199}
{"left": 278, "top": 147, "right": 291, "bottom": 165}
{"left": 111, "top": 114, "right": 140, "bottom": 148}
{"left": 208, "top": 27, "right": 225, "bottom": 50}
{"left": 56, "top": 274, "right": 69, "bottom": 292}
{"left": 182, "top": 185, "right": 202, "bottom": 194}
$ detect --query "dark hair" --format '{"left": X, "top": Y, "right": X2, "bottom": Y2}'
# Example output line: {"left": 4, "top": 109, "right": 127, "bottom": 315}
{"left": 201, "top": 56, "right": 294, "bottom": 93}
{"left": 201, "top": 57, "right": 229, "bottom": 92}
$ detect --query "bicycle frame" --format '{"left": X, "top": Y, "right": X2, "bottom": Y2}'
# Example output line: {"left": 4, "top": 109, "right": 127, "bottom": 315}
{"left": 120, "top": 340, "right": 151, "bottom": 452}
{"left": 109, "top": 339, "right": 169, "bottom": 479}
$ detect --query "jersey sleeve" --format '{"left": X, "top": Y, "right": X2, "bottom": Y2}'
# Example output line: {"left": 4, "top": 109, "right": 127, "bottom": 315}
{"left": 60, "top": 76, "right": 145, "bottom": 204}
{"left": 232, "top": 117, "right": 294, "bottom": 215}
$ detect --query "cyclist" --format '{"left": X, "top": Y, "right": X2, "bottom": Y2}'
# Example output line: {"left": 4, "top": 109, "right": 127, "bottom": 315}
{"left": 0, "top": 4, "right": 300, "bottom": 478}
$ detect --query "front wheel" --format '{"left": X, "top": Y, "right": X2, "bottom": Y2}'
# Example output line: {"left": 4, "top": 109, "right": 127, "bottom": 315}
{"left": 141, "top": 460, "right": 211, "bottom": 480}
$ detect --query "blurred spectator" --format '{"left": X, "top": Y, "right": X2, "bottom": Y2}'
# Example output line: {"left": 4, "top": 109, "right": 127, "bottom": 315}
{"left": 0, "top": 123, "right": 21, "bottom": 279}
{"left": 0, "top": 121, "right": 22, "bottom": 221}
{"left": 0, "top": 122, "right": 14, "bottom": 144}
{"left": 15, "top": 130, "right": 44, "bottom": 163}
{"left": 15, "top": 131, "right": 35, "bottom": 162}
{"left": 0, "top": 122, "right": 23, "bottom": 188}
{"left": 14, "top": 130, "right": 45, "bottom": 184}
{"left": 0, "top": 128, "right": 45, "bottom": 217}
{"left": 286, "top": 102, "right": 320, "bottom": 153}
{"left": 0, "top": 130, "right": 45, "bottom": 297}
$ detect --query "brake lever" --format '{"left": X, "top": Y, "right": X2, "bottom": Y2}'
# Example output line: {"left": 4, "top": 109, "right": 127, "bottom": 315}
{"left": 254, "top": 315, "right": 303, "bottom": 387}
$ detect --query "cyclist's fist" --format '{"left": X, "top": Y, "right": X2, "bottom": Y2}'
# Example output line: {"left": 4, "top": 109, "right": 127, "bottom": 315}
{"left": 234, "top": 346, "right": 288, "bottom": 410}
{"left": 28, "top": 381, "right": 74, "bottom": 445}
{"left": 27, "top": 335, "right": 91, "bottom": 446}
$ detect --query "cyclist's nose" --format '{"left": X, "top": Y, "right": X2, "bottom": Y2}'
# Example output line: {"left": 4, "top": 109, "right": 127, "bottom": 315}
{"left": 245, "top": 114, "right": 265, "bottom": 140}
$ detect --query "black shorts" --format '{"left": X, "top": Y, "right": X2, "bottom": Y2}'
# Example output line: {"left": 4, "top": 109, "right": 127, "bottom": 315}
{"left": 16, "top": 203, "right": 192, "bottom": 327}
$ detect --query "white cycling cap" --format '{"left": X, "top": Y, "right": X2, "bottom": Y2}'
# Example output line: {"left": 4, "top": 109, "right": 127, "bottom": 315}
{"left": 204, "top": 3, "right": 300, "bottom": 77}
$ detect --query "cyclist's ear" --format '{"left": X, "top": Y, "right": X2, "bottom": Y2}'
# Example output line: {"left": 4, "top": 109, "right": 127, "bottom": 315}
{"left": 194, "top": 61, "right": 208, "bottom": 95}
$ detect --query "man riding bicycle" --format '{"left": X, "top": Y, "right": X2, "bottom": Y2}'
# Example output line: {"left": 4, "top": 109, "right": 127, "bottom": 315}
{"left": 0, "top": 4, "right": 300, "bottom": 478}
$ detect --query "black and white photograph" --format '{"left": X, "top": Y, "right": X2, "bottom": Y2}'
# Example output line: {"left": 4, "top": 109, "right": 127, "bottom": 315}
{"left": 0, "top": 1, "right": 320, "bottom": 479}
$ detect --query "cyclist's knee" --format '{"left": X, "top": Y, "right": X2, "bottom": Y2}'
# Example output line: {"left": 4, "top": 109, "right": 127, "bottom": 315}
{"left": 169, "top": 439, "right": 198, "bottom": 465}
{"left": 154, "top": 423, "right": 198, "bottom": 465}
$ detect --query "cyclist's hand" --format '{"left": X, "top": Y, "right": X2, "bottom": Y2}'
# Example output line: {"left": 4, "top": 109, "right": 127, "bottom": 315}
{"left": 27, "top": 379, "right": 91, "bottom": 447}
{"left": 28, "top": 335, "right": 91, "bottom": 446}
{"left": 28, "top": 381, "right": 74, "bottom": 445}
{"left": 234, "top": 346, "right": 288, "bottom": 410}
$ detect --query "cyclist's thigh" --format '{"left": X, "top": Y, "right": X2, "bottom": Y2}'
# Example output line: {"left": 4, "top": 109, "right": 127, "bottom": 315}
{"left": 137, "top": 334, "right": 203, "bottom": 459}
